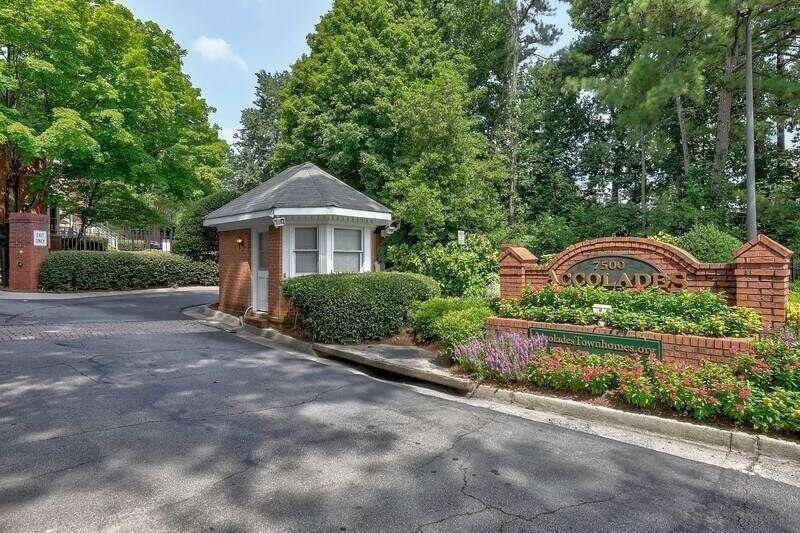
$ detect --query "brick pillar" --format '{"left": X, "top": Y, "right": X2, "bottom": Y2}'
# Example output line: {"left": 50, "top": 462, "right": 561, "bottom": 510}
{"left": 733, "top": 234, "right": 793, "bottom": 331}
{"left": 267, "top": 225, "right": 293, "bottom": 326}
{"left": 498, "top": 245, "right": 538, "bottom": 300}
{"left": 8, "top": 213, "right": 50, "bottom": 292}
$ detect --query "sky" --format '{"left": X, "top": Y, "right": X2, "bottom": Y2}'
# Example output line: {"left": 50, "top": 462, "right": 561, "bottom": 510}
{"left": 120, "top": 0, "right": 576, "bottom": 146}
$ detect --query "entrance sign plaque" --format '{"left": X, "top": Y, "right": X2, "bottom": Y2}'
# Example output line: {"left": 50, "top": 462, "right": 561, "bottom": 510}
{"left": 551, "top": 255, "right": 687, "bottom": 290}
{"left": 529, "top": 326, "right": 663, "bottom": 359}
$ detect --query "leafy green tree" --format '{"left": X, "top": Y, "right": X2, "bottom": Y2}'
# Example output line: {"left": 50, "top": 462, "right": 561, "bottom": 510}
{"left": 228, "top": 70, "right": 289, "bottom": 191}
{"left": 273, "top": 0, "right": 506, "bottom": 249}
{"left": 0, "top": 0, "right": 227, "bottom": 230}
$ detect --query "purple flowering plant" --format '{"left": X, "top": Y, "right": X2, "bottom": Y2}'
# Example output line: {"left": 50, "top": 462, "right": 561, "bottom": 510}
{"left": 453, "top": 332, "right": 547, "bottom": 381}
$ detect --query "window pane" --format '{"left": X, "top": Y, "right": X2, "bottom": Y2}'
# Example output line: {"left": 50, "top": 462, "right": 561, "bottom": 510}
{"left": 295, "top": 251, "right": 319, "bottom": 274}
{"left": 334, "top": 229, "right": 361, "bottom": 251}
{"left": 295, "top": 227, "right": 317, "bottom": 250}
{"left": 258, "top": 232, "right": 269, "bottom": 271}
{"left": 334, "top": 252, "right": 361, "bottom": 273}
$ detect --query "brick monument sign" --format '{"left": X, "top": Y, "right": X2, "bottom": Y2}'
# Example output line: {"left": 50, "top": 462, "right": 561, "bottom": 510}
{"left": 489, "top": 235, "right": 793, "bottom": 365}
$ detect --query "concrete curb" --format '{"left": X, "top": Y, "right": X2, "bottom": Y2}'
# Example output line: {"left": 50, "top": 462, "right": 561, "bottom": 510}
{"left": 471, "top": 385, "right": 763, "bottom": 455}
{"left": 184, "top": 304, "right": 800, "bottom": 463}
{"left": 182, "top": 304, "right": 241, "bottom": 331}
{"left": 184, "top": 305, "right": 316, "bottom": 355}
{"left": 313, "top": 344, "right": 474, "bottom": 392}
{"left": 1, "top": 286, "right": 218, "bottom": 300}
{"left": 242, "top": 324, "right": 316, "bottom": 355}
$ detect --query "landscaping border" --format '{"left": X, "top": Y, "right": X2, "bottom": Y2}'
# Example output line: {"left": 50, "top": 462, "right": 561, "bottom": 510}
{"left": 487, "top": 317, "right": 753, "bottom": 365}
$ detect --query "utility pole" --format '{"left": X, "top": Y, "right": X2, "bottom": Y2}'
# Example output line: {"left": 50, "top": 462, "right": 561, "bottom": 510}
{"left": 743, "top": 8, "right": 757, "bottom": 240}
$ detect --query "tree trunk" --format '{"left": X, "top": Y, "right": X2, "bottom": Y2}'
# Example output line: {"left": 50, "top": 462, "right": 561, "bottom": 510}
{"left": 3, "top": 144, "right": 21, "bottom": 218}
{"left": 505, "top": 0, "right": 521, "bottom": 226}
{"left": 744, "top": 9, "right": 757, "bottom": 240}
{"left": 675, "top": 95, "right": 690, "bottom": 198}
{"left": 776, "top": 43, "right": 786, "bottom": 152}
{"left": 76, "top": 180, "right": 102, "bottom": 241}
{"left": 710, "top": 11, "right": 742, "bottom": 194}
{"left": 640, "top": 129, "right": 647, "bottom": 234}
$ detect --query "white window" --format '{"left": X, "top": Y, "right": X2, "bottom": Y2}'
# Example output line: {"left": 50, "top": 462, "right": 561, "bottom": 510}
{"left": 294, "top": 227, "right": 319, "bottom": 274}
{"left": 333, "top": 228, "right": 363, "bottom": 273}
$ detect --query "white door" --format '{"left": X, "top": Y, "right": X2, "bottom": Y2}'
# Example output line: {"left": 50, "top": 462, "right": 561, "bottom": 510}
{"left": 256, "top": 231, "right": 269, "bottom": 312}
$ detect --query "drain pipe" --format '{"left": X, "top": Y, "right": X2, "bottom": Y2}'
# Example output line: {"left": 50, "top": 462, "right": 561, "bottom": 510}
{"left": 240, "top": 306, "right": 254, "bottom": 330}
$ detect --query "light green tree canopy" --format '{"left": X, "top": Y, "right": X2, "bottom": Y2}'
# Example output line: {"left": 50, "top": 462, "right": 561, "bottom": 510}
{"left": 0, "top": 0, "right": 227, "bottom": 228}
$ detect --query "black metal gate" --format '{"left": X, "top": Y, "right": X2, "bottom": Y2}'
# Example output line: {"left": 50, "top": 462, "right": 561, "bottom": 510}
{"left": 0, "top": 222, "right": 8, "bottom": 287}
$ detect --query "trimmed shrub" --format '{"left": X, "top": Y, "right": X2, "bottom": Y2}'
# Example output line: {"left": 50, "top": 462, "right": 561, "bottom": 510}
{"left": 676, "top": 223, "right": 743, "bottom": 263}
{"left": 790, "top": 287, "right": 799, "bottom": 333}
{"left": 117, "top": 239, "right": 147, "bottom": 251}
{"left": 40, "top": 251, "right": 218, "bottom": 291}
{"left": 172, "top": 190, "right": 239, "bottom": 260}
{"left": 282, "top": 272, "right": 440, "bottom": 343}
{"left": 411, "top": 297, "right": 489, "bottom": 343}
{"left": 789, "top": 302, "right": 799, "bottom": 334}
{"left": 432, "top": 306, "right": 493, "bottom": 355}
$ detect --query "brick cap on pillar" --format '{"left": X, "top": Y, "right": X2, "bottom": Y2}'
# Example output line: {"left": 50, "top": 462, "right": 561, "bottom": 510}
{"left": 8, "top": 212, "right": 49, "bottom": 222}
{"left": 499, "top": 245, "right": 537, "bottom": 266}
{"left": 733, "top": 234, "right": 793, "bottom": 261}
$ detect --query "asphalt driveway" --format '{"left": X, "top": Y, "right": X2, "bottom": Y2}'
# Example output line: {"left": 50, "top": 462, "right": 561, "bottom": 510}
{"left": 1, "top": 290, "right": 799, "bottom": 531}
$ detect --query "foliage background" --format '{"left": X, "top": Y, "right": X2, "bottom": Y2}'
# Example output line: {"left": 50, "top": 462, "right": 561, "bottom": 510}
{"left": 222, "top": 0, "right": 799, "bottom": 293}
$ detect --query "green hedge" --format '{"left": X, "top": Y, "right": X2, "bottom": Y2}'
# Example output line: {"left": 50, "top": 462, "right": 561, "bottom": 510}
{"left": 282, "top": 272, "right": 440, "bottom": 343}
{"left": 500, "top": 285, "right": 762, "bottom": 338}
{"left": 40, "top": 251, "right": 218, "bottom": 291}
{"left": 172, "top": 190, "right": 239, "bottom": 260}
{"left": 411, "top": 297, "right": 489, "bottom": 343}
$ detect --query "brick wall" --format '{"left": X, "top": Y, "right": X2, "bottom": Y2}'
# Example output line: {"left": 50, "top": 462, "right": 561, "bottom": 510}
{"left": 499, "top": 235, "right": 792, "bottom": 330}
{"left": 267, "top": 225, "right": 293, "bottom": 326}
{"left": 487, "top": 318, "right": 752, "bottom": 366}
{"left": 8, "top": 213, "right": 49, "bottom": 292}
{"left": 218, "top": 230, "right": 252, "bottom": 315}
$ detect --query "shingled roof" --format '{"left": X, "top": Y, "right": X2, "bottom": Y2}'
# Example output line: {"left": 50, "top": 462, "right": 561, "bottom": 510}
{"left": 204, "top": 162, "right": 391, "bottom": 223}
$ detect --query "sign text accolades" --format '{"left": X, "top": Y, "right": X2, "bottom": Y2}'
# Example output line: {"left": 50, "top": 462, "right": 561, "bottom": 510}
{"left": 529, "top": 327, "right": 663, "bottom": 359}
{"left": 550, "top": 255, "right": 687, "bottom": 290}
